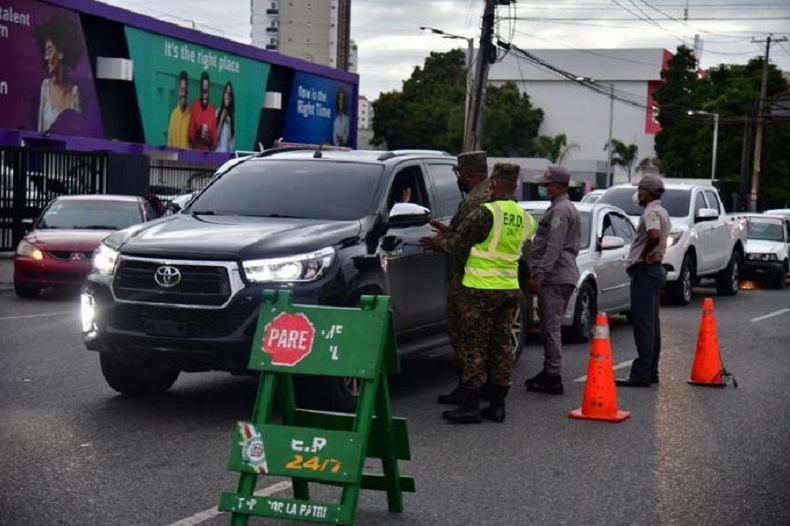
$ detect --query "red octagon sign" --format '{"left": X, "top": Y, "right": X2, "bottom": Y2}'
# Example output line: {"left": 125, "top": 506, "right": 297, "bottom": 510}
{"left": 261, "top": 312, "right": 316, "bottom": 366}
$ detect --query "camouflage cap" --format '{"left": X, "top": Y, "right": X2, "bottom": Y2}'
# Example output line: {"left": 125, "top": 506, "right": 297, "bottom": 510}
{"left": 637, "top": 174, "right": 665, "bottom": 196}
{"left": 492, "top": 163, "right": 521, "bottom": 183}
{"left": 534, "top": 164, "right": 571, "bottom": 184}
{"left": 457, "top": 151, "right": 488, "bottom": 174}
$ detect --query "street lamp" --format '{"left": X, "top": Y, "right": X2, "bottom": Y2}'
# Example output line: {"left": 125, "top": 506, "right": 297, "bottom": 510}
{"left": 688, "top": 110, "right": 719, "bottom": 181}
{"left": 420, "top": 26, "right": 474, "bottom": 149}
{"left": 577, "top": 77, "right": 615, "bottom": 185}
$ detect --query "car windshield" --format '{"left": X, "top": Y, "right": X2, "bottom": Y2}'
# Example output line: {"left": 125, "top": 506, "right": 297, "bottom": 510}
{"left": 524, "top": 208, "right": 592, "bottom": 250}
{"left": 598, "top": 187, "right": 692, "bottom": 218}
{"left": 37, "top": 199, "right": 142, "bottom": 230}
{"left": 187, "top": 160, "right": 384, "bottom": 221}
{"left": 747, "top": 219, "right": 784, "bottom": 241}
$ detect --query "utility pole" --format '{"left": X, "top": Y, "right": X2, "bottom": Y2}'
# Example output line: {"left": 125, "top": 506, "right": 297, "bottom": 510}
{"left": 606, "top": 83, "right": 614, "bottom": 186}
{"left": 464, "top": 0, "right": 497, "bottom": 152}
{"left": 748, "top": 34, "right": 787, "bottom": 212}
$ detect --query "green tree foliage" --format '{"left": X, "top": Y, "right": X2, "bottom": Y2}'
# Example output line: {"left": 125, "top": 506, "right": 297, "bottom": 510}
{"left": 607, "top": 139, "right": 639, "bottom": 183}
{"left": 372, "top": 49, "right": 543, "bottom": 154}
{"left": 654, "top": 45, "right": 789, "bottom": 207}
{"left": 533, "top": 133, "right": 578, "bottom": 164}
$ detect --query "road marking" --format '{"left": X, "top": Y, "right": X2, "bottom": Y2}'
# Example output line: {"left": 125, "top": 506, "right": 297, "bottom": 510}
{"left": 166, "top": 480, "right": 292, "bottom": 526}
{"left": 574, "top": 360, "right": 633, "bottom": 382}
{"left": 750, "top": 309, "right": 790, "bottom": 323}
{"left": 0, "top": 311, "right": 72, "bottom": 322}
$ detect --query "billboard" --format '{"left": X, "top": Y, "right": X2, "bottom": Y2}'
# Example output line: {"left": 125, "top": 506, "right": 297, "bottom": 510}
{"left": 0, "top": 0, "right": 104, "bottom": 137}
{"left": 125, "top": 27, "right": 271, "bottom": 152}
{"left": 282, "top": 71, "right": 355, "bottom": 148}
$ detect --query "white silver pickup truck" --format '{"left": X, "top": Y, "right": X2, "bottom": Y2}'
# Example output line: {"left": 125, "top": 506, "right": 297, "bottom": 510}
{"left": 598, "top": 182, "right": 747, "bottom": 304}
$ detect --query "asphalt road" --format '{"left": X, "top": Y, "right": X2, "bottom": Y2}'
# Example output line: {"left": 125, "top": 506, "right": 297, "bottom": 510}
{"left": 1, "top": 277, "right": 789, "bottom": 526}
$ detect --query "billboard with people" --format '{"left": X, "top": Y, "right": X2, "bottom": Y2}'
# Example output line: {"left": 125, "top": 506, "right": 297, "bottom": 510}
{"left": 282, "top": 71, "right": 355, "bottom": 148}
{"left": 0, "top": 0, "right": 104, "bottom": 138}
{"left": 124, "top": 26, "right": 271, "bottom": 153}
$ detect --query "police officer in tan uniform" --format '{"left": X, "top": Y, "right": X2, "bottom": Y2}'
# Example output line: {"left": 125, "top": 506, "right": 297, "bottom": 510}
{"left": 524, "top": 165, "right": 581, "bottom": 395}
{"left": 420, "top": 151, "right": 492, "bottom": 405}
{"left": 616, "top": 174, "right": 670, "bottom": 387}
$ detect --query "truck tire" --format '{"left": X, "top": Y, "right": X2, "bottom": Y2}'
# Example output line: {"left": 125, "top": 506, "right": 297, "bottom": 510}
{"left": 563, "top": 281, "right": 596, "bottom": 343}
{"left": 99, "top": 353, "right": 180, "bottom": 395}
{"left": 511, "top": 291, "right": 528, "bottom": 362}
{"left": 296, "top": 376, "right": 359, "bottom": 413}
{"left": 715, "top": 251, "right": 741, "bottom": 296}
{"left": 667, "top": 255, "right": 695, "bottom": 305}
{"left": 773, "top": 267, "right": 786, "bottom": 290}
{"left": 14, "top": 280, "right": 41, "bottom": 298}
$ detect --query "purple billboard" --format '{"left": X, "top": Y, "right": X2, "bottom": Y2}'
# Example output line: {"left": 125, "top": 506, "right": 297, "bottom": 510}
{"left": 0, "top": 0, "right": 103, "bottom": 137}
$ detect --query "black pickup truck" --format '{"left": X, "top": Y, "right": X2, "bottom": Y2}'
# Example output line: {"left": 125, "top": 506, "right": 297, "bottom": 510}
{"left": 81, "top": 148, "right": 527, "bottom": 410}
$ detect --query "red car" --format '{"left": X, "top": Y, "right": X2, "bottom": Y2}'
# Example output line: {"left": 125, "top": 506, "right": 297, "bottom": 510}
{"left": 13, "top": 195, "right": 157, "bottom": 298}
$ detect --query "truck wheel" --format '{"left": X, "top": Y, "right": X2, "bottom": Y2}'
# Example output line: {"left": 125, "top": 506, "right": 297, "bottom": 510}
{"left": 511, "top": 291, "right": 528, "bottom": 362}
{"left": 295, "top": 376, "right": 359, "bottom": 413}
{"left": 99, "top": 353, "right": 179, "bottom": 395}
{"left": 667, "top": 255, "right": 695, "bottom": 305}
{"left": 563, "top": 281, "right": 596, "bottom": 343}
{"left": 14, "top": 280, "right": 41, "bottom": 298}
{"left": 773, "top": 269, "right": 786, "bottom": 290}
{"left": 715, "top": 251, "right": 741, "bottom": 296}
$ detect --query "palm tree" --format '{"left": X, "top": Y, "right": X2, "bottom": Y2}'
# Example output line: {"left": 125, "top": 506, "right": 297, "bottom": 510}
{"left": 534, "top": 133, "right": 579, "bottom": 164}
{"left": 606, "top": 139, "right": 639, "bottom": 183}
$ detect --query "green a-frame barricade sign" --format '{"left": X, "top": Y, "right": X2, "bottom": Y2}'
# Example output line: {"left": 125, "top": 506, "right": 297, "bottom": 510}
{"left": 219, "top": 290, "right": 414, "bottom": 525}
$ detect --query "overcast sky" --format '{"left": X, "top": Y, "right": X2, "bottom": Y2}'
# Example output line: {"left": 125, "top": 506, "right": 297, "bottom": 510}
{"left": 105, "top": 0, "right": 790, "bottom": 99}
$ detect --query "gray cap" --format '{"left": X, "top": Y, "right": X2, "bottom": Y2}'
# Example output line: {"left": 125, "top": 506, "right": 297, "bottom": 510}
{"left": 492, "top": 163, "right": 521, "bottom": 183}
{"left": 457, "top": 151, "right": 488, "bottom": 174}
{"left": 534, "top": 164, "right": 571, "bottom": 184}
{"left": 637, "top": 174, "right": 665, "bottom": 196}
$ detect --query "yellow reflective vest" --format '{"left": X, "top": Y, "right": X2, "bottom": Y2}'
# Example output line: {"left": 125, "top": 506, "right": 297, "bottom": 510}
{"left": 462, "top": 201, "right": 535, "bottom": 290}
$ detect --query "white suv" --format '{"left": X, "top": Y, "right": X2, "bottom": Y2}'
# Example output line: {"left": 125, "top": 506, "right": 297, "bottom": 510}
{"left": 599, "top": 182, "right": 747, "bottom": 305}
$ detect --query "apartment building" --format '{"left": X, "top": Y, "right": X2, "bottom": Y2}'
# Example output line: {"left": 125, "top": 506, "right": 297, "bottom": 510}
{"left": 251, "top": 0, "right": 352, "bottom": 70}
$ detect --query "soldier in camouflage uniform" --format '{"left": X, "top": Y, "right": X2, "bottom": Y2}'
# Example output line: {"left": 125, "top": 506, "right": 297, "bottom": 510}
{"left": 420, "top": 151, "right": 492, "bottom": 405}
{"left": 439, "top": 163, "right": 535, "bottom": 424}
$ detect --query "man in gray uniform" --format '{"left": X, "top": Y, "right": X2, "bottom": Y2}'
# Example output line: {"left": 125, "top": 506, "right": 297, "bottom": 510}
{"left": 524, "top": 165, "right": 581, "bottom": 395}
{"left": 616, "top": 174, "right": 670, "bottom": 387}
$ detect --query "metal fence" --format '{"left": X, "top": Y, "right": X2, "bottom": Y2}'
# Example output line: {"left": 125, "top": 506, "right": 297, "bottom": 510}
{"left": 149, "top": 159, "right": 217, "bottom": 201}
{"left": 0, "top": 148, "right": 107, "bottom": 251}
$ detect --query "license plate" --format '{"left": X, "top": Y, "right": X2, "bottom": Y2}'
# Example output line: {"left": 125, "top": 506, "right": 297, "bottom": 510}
{"left": 144, "top": 320, "right": 187, "bottom": 337}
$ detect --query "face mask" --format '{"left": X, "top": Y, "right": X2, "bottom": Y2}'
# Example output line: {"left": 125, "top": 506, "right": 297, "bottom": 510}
{"left": 632, "top": 191, "right": 642, "bottom": 207}
{"left": 456, "top": 178, "right": 467, "bottom": 195}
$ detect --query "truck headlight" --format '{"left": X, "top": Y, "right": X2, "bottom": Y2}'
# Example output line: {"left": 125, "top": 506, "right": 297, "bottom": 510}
{"left": 746, "top": 253, "right": 778, "bottom": 261}
{"left": 93, "top": 244, "right": 119, "bottom": 276}
{"left": 242, "top": 247, "right": 335, "bottom": 283}
{"left": 666, "top": 231, "right": 683, "bottom": 248}
{"left": 16, "top": 240, "right": 44, "bottom": 260}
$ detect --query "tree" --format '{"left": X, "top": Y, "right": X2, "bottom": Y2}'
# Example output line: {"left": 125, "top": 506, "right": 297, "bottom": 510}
{"left": 372, "top": 49, "right": 544, "bottom": 154}
{"left": 606, "top": 139, "right": 639, "bottom": 183}
{"left": 533, "top": 133, "right": 579, "bottom": 164}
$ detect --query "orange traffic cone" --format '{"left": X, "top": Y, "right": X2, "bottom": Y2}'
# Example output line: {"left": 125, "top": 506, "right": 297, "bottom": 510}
{"left": 569, "top": 313, "right": 630, "bottom": 423}
{"left": 688, "top": 298, "right": 737, "bottom": 387}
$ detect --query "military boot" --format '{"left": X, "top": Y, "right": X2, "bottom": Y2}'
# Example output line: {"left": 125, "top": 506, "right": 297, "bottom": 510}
{"left": 438, "top": 373, "right": 463, "bottom": 404}
{"left": 481, "top": 385, "right": 509, "bottom": 423}
{"left": 442, "top": 388, "right": 482, "bottom": 424}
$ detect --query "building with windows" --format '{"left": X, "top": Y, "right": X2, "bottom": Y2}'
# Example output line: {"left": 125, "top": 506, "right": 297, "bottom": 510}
{"left": 488, "top": 48, "right": 671, "bottom": 185}
{"left": 251, "top": 0, "right": 353, "bottom": 71}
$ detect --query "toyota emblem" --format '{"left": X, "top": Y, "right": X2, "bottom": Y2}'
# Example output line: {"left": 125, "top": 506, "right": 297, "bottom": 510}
{"left": 154, "top": 266, "right": 181, "bottom": 288}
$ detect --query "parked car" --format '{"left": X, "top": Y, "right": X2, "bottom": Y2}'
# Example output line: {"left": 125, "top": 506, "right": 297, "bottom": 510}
{"left": 740, "top": 214, "right": 790, "bottom": 289}
{"left": 80, "top": 149, "right": 529, "bottom": 410}
{"left": 13, "top": 195, "right": 157, "bottom": 297}
{"left": 518, "top": 200, "right": 635, "bottom": 342}
{"left": 762, "top": 208, "right": 790, "bottom": 218}
{"left": 598, "top": 182, "right": 746, "bottom": 304}
{"left": 579, "top": 189, "right": 606, "bottom": 204}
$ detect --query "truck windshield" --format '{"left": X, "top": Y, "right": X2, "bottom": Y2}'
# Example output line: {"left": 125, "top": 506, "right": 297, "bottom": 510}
{"left": 187, "top": 160, "right": 385, "bottom": 221}
{"left": 598, "top": 187, "right": 691, "bottom": 218}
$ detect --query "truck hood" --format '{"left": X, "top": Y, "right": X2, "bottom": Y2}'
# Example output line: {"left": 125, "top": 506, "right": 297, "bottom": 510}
{"left": 112, "top": 214, "right": 362, "bottom": 259}
{"left": 745, "top": 239, "right": 787, "bottom": 256}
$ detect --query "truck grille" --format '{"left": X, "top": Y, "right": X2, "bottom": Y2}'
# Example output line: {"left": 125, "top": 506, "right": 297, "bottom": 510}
{"left": 113, "top": 259, "right": 232, "bottom": 306}
{"left": 109, "top": 303, "right": 255, "bottom": 338}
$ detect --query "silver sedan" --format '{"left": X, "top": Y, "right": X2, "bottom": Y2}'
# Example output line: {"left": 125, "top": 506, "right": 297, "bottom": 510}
{"left": 519, "top": 200, "right": 635, "bottom": 342}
